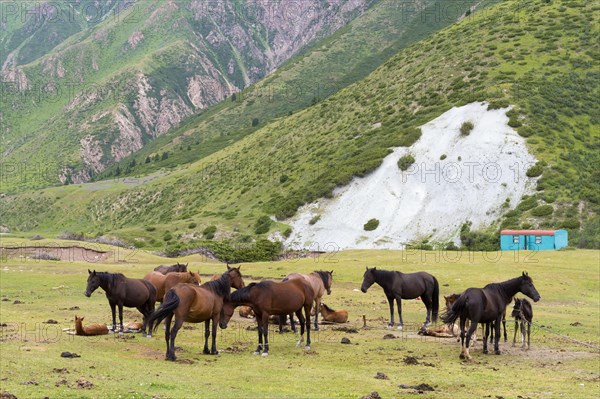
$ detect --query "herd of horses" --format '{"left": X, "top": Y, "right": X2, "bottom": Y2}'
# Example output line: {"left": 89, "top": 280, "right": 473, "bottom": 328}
{"left": 83, "top": 263, "right": 539, "bottom": 361}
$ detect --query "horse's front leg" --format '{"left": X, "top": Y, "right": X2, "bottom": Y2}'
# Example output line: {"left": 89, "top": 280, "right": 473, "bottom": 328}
{"left": 526, "top": 321, "right": 531, "bottom": 350}
{"left": 386, "top": 295, "right": 395, "bottom": 328}
{"left": 482, "top": 323, "right": 490, "bottom": 354}
{"left": 313, "top": 299, "right": 321, "bottom": 330}
{"left": 109, "top": 302, "right": 117, "bottom": 334}
{"left": 117, "top": 304, "right": 124, "bottom": 336}
{"left": 493, "top": 317, "right": 502, "bottom": 355}
{"left": 254, "top": 313, "right": 265, "bottom": 355}
{"left": 512, "top": 320, "right": 518, "bottom": 346}
{"left": 261, "top": 315, "right": 269, "bottom": 357}
{"left": 203, "top": 320, "right": 210, "bottom": 354}
{"left": 210, "top": 314, "right": 219, "bottom": 354}
{"left": 395, "top": 296, "right": 404, "bottom": 330}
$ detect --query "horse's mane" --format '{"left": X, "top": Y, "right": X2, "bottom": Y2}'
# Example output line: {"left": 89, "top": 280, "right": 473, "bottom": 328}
{"left": 321, "top": 303, "right": 335, "bottom": 312}
{"left": 372, "top": 268, "right": 396, "bottom": 280}
{"left": 313, "top": 270, "right": 330, "bottom": 288}
{"left": 201, "top": 272, "right": 231, "bottom": 298}
{"left": 97, "top": 271, "right": 126, "bottom": 288}
{"left": 485, "top": 275, "right": 529, "bottom": 295}
{"left": 231, "top": 282, "right": 258, "bottom": 303}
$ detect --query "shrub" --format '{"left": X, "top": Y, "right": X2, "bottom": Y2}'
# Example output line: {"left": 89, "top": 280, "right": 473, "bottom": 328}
{"left": 254, "top": 216, "right": 272, "bottom": 234}
{"left": 526, "top": 163, "right": 544, "bottom": 177}
{"left": 460, "top": 121, "right": 475, "bottom": 136}
{"left": 440, "top": 154, "right": 447, "bottom": 160}
{"left": 364, "top": 218, "right": 380, "bottom": 231}
{"left": 145, "top": 226, "right": 156, "bottom": 232}
{"left": 531, "top": 205, "right": 553, "bottom": 217}
{"left": 309, "top": 215, "right": 321, "bottom": 225}
{"left": 163, "top": 232, "right": 173, "bottom": 242}
{"left": 252, "top": 118, "right": 259, "bottom": 127}
{"left": 282, "top": 227, "right": 292, "bottom": 238}
{"left": 203, "top": 225, "right": 217, "bottom": 239}
{"left": 397, "top": 154, "right": 416, "bottom": 171}
{"left": 188, "top": 222, "right": 197, "bottom": 229}
{"left": 279, "top": 175, "right": 289, "bottom": 184}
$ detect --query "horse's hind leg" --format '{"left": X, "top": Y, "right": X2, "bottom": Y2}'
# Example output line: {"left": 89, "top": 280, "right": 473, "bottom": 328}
{"left": 203, "top": 320, "right": 210, "bottom": 354}
{"left": 164, "top": 314, "right": 173, "bottom": 360}
{"left": 493, "top": 316, "right": 502, "bottom": 355}
{"left": 313, "top": 298, "right": 320, "bottom": 330}
{"left": 118, "top": 304, "right": 124, "bottom": 336}
{"left": 421, "top": 294, "right": 432, "bottom": 327}
{"left": 502, "top": 313, "right": 507, "bottom": 342}
{"left": 396, "top": 297, "right": 404, "bottom": 330}
{"left": 295, "top": 310, "right": 306, "bottom": 348}
{"left": 462, "top": 322, "right": 477, "bottom": 360}
{"left": 305, "top": 304, "right": 311, "bottom": 350}
{"left": 526, "top": 321, "right": 531, "bottom": 350}
{"left": 167, "top": 316, "right": 184, "bottom": 361}
{"left": 386, "top": 295, "right": 395, "bottom": 328}
{"left": 210, "top": 314, "right": 219, "bottom": 354}
{"left": 482, "top": 323, "right": 490, "bottom": 354}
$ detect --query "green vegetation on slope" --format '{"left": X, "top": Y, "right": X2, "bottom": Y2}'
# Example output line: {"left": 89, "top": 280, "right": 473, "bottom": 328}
{"left": 1, "top": 0, "right": 598, "bottom": 249}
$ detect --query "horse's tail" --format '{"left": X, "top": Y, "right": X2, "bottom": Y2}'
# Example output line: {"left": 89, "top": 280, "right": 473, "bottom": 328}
{"left": 442, "top": 293, "right": 467, "bottom": 326}
{"left": 148, "top": 288, "right": 180, "bottom": 334}
{"left": 431, "top": 276, "right": 440, "bottom": 323}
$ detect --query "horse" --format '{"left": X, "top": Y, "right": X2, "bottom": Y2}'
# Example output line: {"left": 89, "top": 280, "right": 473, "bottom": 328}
{"left": 511, "top": 297, "right": 533, "bottom": 349}
{"left": 239, "top": 306, "right": 254, "bottom": 318}
{"left": 221, "top": 279, "right": 315, "bottom": 356}
{"left": 144, "top": 271, "right": 202, "bottom": 302}
{"left": 85, "top": 270, "right": 156, "bottom": 336}
{"left": 146, "top": 266, "right": 244, "bottom": 361}
{"left": 360, "top": 267, "right": 439, "bottom": 329}
{"left": 443, "top": 272, "right": 540, "bottom": 360}
{"left": 283, "top": 270, "right": 333, "bottom": 330}
{"left": 74, "top": 316, "right": 108, "bottom": 336}
{"left": 153, "top": 263, "right": 188, "bottom": 275}
{"left": 320, "top": 303, "right": 348, "bottom": 323}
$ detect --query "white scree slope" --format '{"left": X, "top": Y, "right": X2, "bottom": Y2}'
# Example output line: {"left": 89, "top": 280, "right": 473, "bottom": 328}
{"left": 285, "top": 102, "right": 537, "bottom": 250}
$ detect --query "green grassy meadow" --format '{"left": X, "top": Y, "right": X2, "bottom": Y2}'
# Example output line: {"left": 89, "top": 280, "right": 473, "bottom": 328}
{"left": 1, "top": 240, "right": 598, "bottom": 398}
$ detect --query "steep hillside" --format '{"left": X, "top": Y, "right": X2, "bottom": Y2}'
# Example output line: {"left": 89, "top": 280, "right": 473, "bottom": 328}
{"left": 1, "top": 0, "right": 374, "bottom": 190}
{"left": 2, "top": 0, "right": 598, "bottom": 249}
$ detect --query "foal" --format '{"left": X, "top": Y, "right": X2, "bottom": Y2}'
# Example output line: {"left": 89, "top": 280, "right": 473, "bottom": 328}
{"left": 511, "top": 298, "right": 533, "bottom": 349}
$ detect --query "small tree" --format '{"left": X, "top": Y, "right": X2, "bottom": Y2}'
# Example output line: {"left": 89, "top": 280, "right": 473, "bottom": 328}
{"left": 460, "top": 121, "right": 474, "bottom": 136}
{"left": 397, "top": 154, "right": 416, "bottom": 171}
{"left": 364, "top": 218, "right": 380, "bottom": 231}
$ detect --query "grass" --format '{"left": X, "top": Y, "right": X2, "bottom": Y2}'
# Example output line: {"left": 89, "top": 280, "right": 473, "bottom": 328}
{"left": 1, "top": 240, "right": 598, "bottom": 398}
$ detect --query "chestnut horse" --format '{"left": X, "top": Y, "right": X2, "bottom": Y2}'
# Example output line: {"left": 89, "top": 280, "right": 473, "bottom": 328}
{"left": 144, "top": 271, "right": 202, "bottom": 302}
{"left": 283, "top": 270, "right": 333, "bottom": 330}
{"left": 74, "top": 316, "right": 108, "bottom": 336}
{"left": 361, "top": 267, "right": 439, "bottom": 329}
{"left": 221, "top": 279, "right": 315, "bottom": 356}
{"left": 443, "top": 272, "right": 540, "bottom": 359}
{"left": 153, "top": 263, "right": 188, "bottom": 275}
{"left": 319, "top": 303, "right": 348, "bottom": 323}
{"left": 84, "top": 270, "right": 156, "bottom": 336}
{"left": 146, "top": 266, "right": 244, "bottom": 361}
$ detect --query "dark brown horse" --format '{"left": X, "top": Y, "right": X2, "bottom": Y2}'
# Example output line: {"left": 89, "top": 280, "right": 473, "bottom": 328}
{"left": 221, "top": 279, "right": 315, "bottom": 356}
{"left": 443, "top": 272, "right": 540, "bottom": 360}
{"left": 511, "top": 297, "right": 533, "bottom": 349}
{"left": 153, "top": 263, "right": 188, "bottom": 275}
{"left": 84, "top": 270, "right": 156, "bottom": 336}
{"left": 146, "top": 266, "right": 244, "bottom": 361}
{"left": 361, "top": 267, "right": 439, "bottom": 329}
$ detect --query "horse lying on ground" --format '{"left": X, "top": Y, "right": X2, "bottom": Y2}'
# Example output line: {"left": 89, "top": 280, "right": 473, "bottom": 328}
{"left": 221, "top": 279, "right": 315, "bottom": 356}
{"left": 153, "top": 263, "right": 188, "bottom": 275}
{"left": 239, "top": 306, "right": 254, "bottom": 318}
{"left": 443, "top": 272, "right": 540, "bottom": 360}
{"left": 147, "top": 266, "right": 244, "bottom": 361}
{"left": 144, "top": 271, "right": 201, "bottom": 302}
{"left": 512, "top": 297, "right": 533, "bottom": 349}
{"left": 74, "top": 316, "right": 108, "bottom": 336}
{"left": 361, "top": 267, "right": 439, "bottom": 330}
{"left": 320, "top": 303, "right": 348, "bottom": 323}
{"left": 85, "top": 270, "right": 156, "bottom": 336}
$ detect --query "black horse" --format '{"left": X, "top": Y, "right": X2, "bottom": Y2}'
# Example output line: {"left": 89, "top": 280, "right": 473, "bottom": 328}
{"left": 85, "top": 270, "right": 156, "bottom": 336}
{"left": 360, "top": 267, "right": 439, "bottom": 329}
{"left": 443, "top": 272, "right": 540, "bottom": 360}
{"left": 511, "top": 297, "right": 533, "bottom": 349}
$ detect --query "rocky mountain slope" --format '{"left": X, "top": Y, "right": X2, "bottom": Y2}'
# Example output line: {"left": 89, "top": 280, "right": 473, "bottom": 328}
{"left": 1, "top": 0, "right": 598, "bottom": 249}
{"left": 1, "top": 0, "right": 375, "bottom": 189}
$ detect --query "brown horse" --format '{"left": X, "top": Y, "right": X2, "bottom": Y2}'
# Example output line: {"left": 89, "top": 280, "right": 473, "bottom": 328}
{"left": 221, "top": 279, "right": 315, "bottom": 356}
{"left": 239, "top": 306, "right": 254, "bottom": 318}
{"left": 284, "top": 270, "right": 333, "bottom": 330}
{"left": 146, "top": 266, "right": 244, "bottom": 361}
{"left": 74, "top": 316, "right": 108, "bottom": 336}
{"left": 85, "top": 270, "right": 156, "bottom": 336}
{"left": 144, "top": 271, "right": 201, "bottom": 302}
{"left": 319, "top": 303, "right": 348, "bottom": 323}
{"left": 153, "top": 263, "right": 188, "bottom": 275}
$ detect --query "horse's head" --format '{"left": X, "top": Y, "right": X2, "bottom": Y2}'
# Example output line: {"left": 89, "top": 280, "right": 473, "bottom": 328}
{"left": 177, "top": 263, "right": 188, "bottom": 272}
{"left": 520, "top": 272, "right": 540, "bottom": 302}
{"left": 85, "top": 270, "right": 101, "bottom": 297}
{"left": 360, "top": 267, "right": 376, "bottom": 293}
{"left": 189, "top": 271, "right": 202, "bottom": 285}
{"left": 444, "top": 293, "right": 461, "bottom": 311}
{"left": 326, "top": 270, "right": 334, "bottom": 295}
{"left": 220, "top": 301, "right": 235, "bottom": 329}
{"left": 227, "top": 265, "right": 245, "bottom": 289}
{"left": 511, "top": 298, "right": 522, "bottom": 318}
